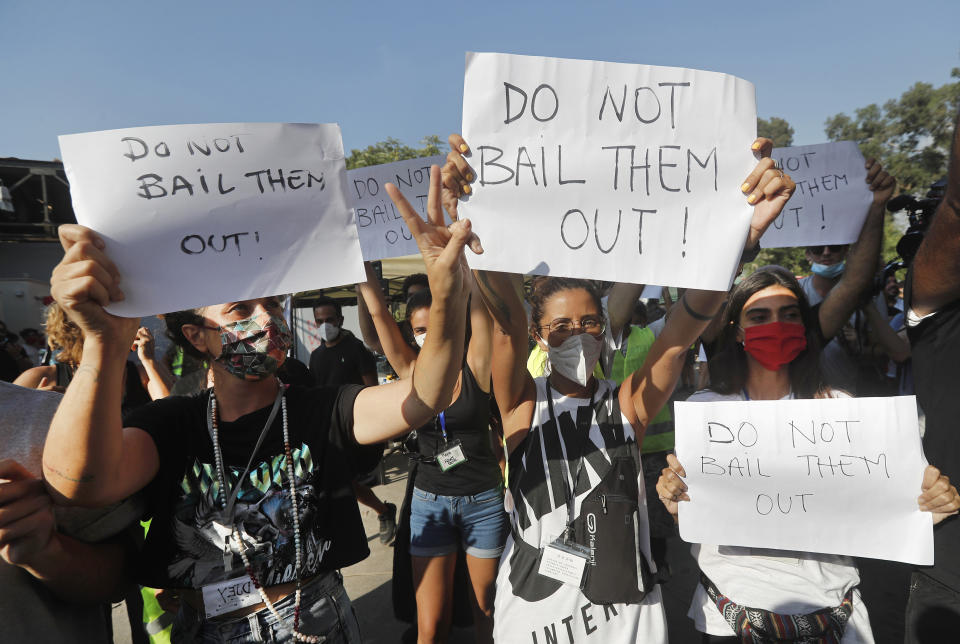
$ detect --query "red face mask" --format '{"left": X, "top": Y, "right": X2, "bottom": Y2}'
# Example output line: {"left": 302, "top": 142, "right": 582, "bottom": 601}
{"left": 742, "top": 321, "right": 807, "bottom": 371}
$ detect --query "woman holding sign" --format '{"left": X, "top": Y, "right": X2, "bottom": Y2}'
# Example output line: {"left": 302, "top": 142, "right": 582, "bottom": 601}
{"left": 41, "top": 167, "right": 481, "bottom": 643}
{"left": 357, "top": 263, "right": 506, "bottom": 644}
{"left": 442, "top": 134, "right": 796, "bottom": 643}
{"left": 657, "top": 260, "right": 960, "bottom": 643}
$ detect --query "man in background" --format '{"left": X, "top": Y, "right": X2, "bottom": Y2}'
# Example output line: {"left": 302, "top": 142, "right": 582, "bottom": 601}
{"left": 309, "top": 295, "right": 397, "bottom": 544}
{"left": 903, "top": 107, "right": 960, "bottom": 643}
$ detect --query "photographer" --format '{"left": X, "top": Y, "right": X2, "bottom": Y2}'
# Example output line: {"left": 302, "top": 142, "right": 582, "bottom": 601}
{"left": 903, "top": 106, "right": 960, "bottom": 643}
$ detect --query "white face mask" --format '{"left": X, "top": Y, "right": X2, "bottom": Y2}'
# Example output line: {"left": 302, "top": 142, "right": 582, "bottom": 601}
{"left": 414, "top": 333, "right": 427, "bottom": 349}
{"left": 318, "top": 322, "right": 340, "bottom": 343}
{"left": 546, "top": 333, "right": 603, "bottom": 386}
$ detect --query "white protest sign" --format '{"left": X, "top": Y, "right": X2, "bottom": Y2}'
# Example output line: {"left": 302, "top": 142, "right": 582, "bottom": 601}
{"left": 675, "top": 395, "right": 933, "bottom": 564}
{"left": 58, "top": 123, "right": 365, "bottom": 317}
{"left": 760, "top": 141, "right": 872, "bottom": 248}
{"left": 349, "top": 155, "right": 448, "bottom": 260}
{"left": 461, "top": 52, "right": 757, "bottom": 290}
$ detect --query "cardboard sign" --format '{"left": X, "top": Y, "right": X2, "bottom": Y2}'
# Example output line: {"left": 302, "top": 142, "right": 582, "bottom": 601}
{"left": 675, "top": 395, "right": 933, "bottom": 564}
{"left": 460, "top": 52, "right": 757, "bottom": 290}
{"left": 59, "top": 122, "right": 365, "bottom": 317}
{"left": 349, "top": 155, "right": 448, "bottom": 260}
{"left": 760, "top": 142, "right": 873, "bottom": 248}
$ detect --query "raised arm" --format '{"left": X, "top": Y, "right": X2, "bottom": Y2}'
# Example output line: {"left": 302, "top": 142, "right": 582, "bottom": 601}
{"left": 912, "top": 107, "right": 960, "bottom": 316}
{"left": 355, "top": 268, "right": 384, "bottom": 355}
{"left": 42, "top": 226, "right": 160, "bottom": 506}
{"left": 606, "top": 282, "right": 646, "bottom": 344}
{"left": 352, "top": 166, "right": 479, "bottom": 444}
{"left": 357, "top": 261, "right": 417, "bottom": 379}
{"left": 442, "top": 133, "right": 536, "bottom": 446}
{"left": 134, "top": 326, "right": 173, "bottom": 400}
{"left": 474, "top": 269, "right": 538, "bottom": 451}
{"left": 466, "top": 273, "right": 494, "bottom": 392}
{"left": 818, "top": 160, "right": 895, "bottom": 339}
{"left": 621, "top": 138, "right": 797, "bottom": 431}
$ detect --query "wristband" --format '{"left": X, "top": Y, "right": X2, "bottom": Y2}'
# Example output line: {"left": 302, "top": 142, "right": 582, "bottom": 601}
{"left": 680, "top": 295, "right": 716, "bottom": 322}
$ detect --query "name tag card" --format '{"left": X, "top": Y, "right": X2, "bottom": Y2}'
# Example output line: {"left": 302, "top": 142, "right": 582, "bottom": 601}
{"left": 202, "top": 576, "right": 262, "bottom": 618}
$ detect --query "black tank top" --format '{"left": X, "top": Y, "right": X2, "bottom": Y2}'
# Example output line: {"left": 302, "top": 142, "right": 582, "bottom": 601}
{"left": 414, "top": 364, "right": 501, "bottom": 495}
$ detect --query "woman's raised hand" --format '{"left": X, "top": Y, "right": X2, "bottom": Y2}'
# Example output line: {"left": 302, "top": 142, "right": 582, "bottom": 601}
{"left": 385, "top": 165, "right": 481, "bottom": 307}
{"left": 441, "top": 134, "right": 476, "bottom": 222}
{"left": 50, "top": 224, "right": 140, "bottom": 347}
{"left": 741, "top": 137, "right": 797, "bottom": 249}
{"left": 919, "top": 465, "right": 960, "bottom": 525}
{"left": 656, "top": 453, "right": 690, "bottom": 521}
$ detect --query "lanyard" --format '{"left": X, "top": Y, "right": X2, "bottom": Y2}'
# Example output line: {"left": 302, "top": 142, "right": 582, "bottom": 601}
{"left": 437, "top": 411, "right": 449, "bottom": 442}
{"left": 206, "top": 386, "right": 285, "bottom": 520}
{"left": 544, "top": 378, "right": 595, "bottom": 540}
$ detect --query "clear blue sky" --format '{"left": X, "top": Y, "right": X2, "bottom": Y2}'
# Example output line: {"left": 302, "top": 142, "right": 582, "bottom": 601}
{"left": 2, "top": 0, "right": 958, "bottom": 161}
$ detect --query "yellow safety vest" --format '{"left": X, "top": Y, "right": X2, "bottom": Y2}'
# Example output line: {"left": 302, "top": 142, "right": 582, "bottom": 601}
{"left": 609, "top": 326, "right": 674, "bottom": 454}
{"left": 139, "top": 519, "right": 173, "bottom": 644}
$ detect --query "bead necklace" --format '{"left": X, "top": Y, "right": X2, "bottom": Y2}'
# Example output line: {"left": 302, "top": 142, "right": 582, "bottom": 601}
{"left": 210, "top": 386, "right": 319, "bottom": 643}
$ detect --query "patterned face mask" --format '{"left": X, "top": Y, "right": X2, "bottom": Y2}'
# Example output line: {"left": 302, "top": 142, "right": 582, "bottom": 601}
{"left": 213, "top": 312, "right": 293, "bottom": 381}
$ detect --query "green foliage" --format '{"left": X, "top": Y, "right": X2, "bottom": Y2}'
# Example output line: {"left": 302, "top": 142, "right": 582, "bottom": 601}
{"left": 824, "top": 68, "right": 960, "bottom": 194}
{"left": 345, "top": 135, "right": 444, "bottom": 170}
{"left": 757, "top": 116, "right": 795, "bottom": 147}
{"left": 743, "top": 247, "right": 807, "bottom": 277}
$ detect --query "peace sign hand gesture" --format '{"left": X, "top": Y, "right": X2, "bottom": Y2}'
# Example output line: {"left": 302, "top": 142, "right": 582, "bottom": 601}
{"left": 385, "top": 165, "right": 482, "bottom": 306}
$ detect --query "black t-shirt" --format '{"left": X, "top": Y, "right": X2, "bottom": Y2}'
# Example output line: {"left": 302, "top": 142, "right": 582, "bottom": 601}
{"left": 414, "top": 365, "right": 501, "bottom": 496}
{"left": 906, "top": 277, "right": 960, "bottom": 590}
{"left": 125, "top": 384, "right": 380, "bottom": 589}
{"left": 309, "top": 332, "right": 376, "bottom": 387}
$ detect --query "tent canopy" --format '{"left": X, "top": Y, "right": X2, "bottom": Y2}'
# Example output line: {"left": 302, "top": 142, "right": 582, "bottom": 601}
{"left": 293, "top": 255, "right": 427, "bottom": 308}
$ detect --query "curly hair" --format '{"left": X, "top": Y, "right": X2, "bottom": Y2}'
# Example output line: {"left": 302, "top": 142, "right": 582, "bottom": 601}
{"left": 163, "top": 308, "right": 208, "bottom": 360}
{"left": 44, "top": 303, "right": 84, "bottom": 366}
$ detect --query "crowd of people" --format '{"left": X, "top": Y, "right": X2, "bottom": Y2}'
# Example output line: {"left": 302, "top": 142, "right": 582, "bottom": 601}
{"left": 2, "top": 109, "right": 960, "bottom": 644}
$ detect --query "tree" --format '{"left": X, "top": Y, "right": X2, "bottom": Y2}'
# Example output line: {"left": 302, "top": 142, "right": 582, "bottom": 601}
{"left": 825, "top": 68, "right": 960, "bottom": 194}
{"left": 757, "top": 116, "right": 794, "bottom": 147}
{"left": 345, "top": 135, "right": 443, "bottom": 170}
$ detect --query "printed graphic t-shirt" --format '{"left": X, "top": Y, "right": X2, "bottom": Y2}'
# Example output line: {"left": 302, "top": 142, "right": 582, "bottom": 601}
{"left": 125, "top": 383, "right": 380, "bottom": 589}
{"left": 494, "top": 378, "right": 668, "bottom": 644}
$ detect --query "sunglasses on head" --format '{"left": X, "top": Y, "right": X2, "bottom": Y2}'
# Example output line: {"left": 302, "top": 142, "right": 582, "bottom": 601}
{"left": 807, "top": 245, "right": 846, "bottom": 254}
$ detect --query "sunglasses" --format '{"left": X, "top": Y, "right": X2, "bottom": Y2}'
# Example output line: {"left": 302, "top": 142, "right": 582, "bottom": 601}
{"left": 806, "top": 245, "right": 847, "bottom": 254}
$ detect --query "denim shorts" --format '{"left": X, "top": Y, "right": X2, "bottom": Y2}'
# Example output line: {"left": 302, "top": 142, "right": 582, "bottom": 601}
{"left": 409, "top": 485, "right": 509, "bottom": 558}
{"left": 170, "top": 571, "right": 361, "bottom": 643}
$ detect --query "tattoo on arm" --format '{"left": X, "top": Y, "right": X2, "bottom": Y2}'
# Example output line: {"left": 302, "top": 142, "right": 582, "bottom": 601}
{"left": 43, "top": 461, "right": 95, "bottom": 484}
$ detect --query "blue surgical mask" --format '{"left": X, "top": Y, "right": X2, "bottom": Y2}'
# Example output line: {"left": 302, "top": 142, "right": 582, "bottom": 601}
{"left": 811, "top": 261, "right": 845, "bottom": 279}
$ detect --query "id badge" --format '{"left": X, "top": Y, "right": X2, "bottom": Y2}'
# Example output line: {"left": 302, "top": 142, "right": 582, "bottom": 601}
{"left": 537, "top": 537, "right": 589, "bottom": 588}
{"left": 201, "top": 576, "right": 262, "bottom": 618}
{"left": 436, "top": 439, "right": 467, "bottom": 472}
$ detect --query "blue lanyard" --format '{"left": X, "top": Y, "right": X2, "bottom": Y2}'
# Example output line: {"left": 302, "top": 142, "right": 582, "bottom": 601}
{"left": 742, "top": 388, "right": 751, "bottom": 401}
{"left": 438, "top": 411, "right": 449, "bottom": 442}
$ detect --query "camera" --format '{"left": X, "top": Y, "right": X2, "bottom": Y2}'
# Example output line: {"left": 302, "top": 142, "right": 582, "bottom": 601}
{"left": 887, "top": 177, "right": 947, "bottom": 265}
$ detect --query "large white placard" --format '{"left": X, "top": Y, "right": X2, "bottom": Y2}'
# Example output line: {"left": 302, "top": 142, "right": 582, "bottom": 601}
{"left": 58, "top": 123, "right": 365, "bottom": 317}
{"left": 349, "top": 155, "right": 448, "bottom": 260}
{"left": 675, "top": 396, "right": 933, "bottom": 564}
{"left": 461, "top": 52, "right": 757, "bottom": 290}
{"left": 760, "top": 141, "right": 872, "bottom": 248}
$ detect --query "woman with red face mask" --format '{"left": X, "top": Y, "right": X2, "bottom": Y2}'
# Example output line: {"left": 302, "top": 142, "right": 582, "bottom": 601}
{"left": 657, "top": 266, "right": 960, "bottom": 644}
{"left": 41, "top": 168, "right": 480, "bottom": 643}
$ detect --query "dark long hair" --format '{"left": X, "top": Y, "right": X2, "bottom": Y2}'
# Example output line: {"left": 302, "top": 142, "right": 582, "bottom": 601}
{"left": 709, "top": 266, "right": 828, "bottom": 399}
